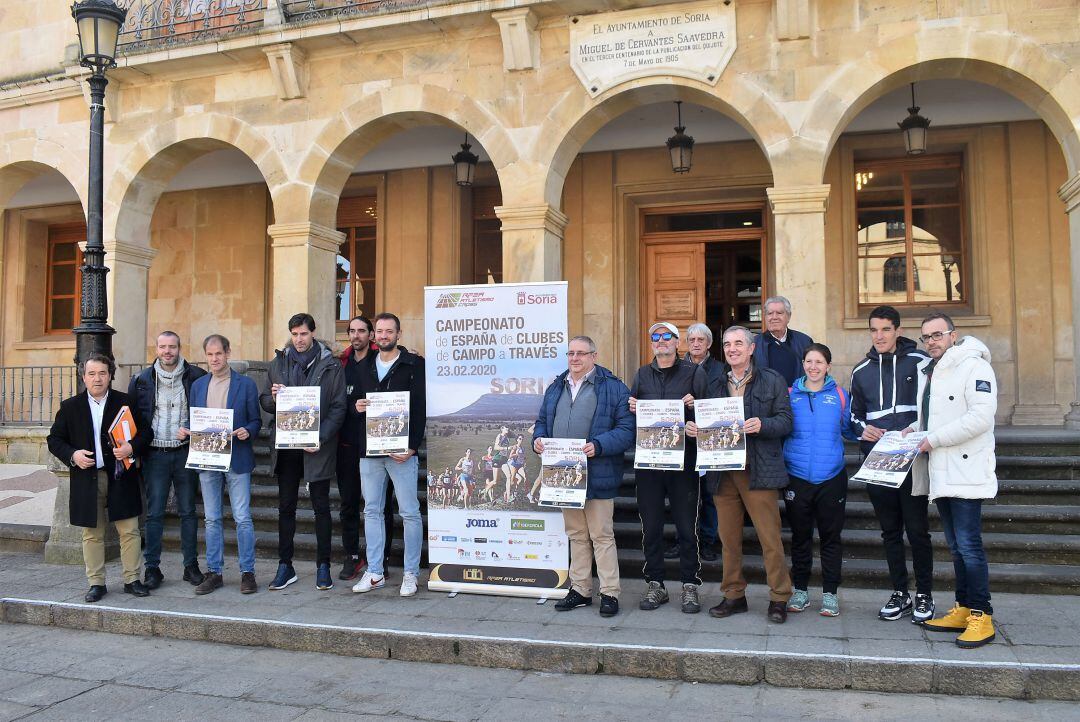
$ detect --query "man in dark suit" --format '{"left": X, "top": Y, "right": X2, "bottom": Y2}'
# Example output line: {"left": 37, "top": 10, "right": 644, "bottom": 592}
{"left": 47, "top": 352, "right": 154, "bottom": 602}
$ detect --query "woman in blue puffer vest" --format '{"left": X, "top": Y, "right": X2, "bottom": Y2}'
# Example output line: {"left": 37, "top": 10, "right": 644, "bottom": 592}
{"left": 783, "top": 343, "right": 858, "bottom": 618}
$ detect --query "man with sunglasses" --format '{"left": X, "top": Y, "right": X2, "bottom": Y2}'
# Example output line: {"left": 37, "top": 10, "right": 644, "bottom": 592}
{"left": 903, "top": 313, "right": 998, "bottom": 648}
{"left": 629, "top": 322, "right": 709, "bottom": 614}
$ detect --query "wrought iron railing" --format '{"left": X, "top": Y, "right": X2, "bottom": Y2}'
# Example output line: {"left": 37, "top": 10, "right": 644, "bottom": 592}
{"left": 116, "top": 0, "right": 266, "bottom": 54}
{"left": 282, "top": 0, "right": 456, "bottom": 24}
{"left": 0, "top": 367, "right": 78, "bottom": 426}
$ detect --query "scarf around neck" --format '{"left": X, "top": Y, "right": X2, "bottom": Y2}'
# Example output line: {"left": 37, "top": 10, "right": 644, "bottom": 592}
{"left": 285, "top": 342, "right": 321, "bottom": 386}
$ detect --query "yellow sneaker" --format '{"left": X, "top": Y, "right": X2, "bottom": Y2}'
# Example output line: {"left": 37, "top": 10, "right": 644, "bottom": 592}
{"left": 922, "top": 603, "right": 971, "bottom": 632}
{"left": 956, "top": 610, "right": 995, "bottom": 649}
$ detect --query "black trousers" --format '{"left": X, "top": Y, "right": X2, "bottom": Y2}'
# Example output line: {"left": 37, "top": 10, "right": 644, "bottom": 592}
{"left": 865, "top": 474, "right": 933, "bottom": 595}
{"left": 637, "top": 468, "right": 701, "bottom": 586}
{"left": 785, "top": 471, "right": 847, "bottom": 594}
{"left": 336, "top": 442, "right": 395, "bottom": 561}
{"left": 277, "top": 450, "right": 332, "bottom": 566}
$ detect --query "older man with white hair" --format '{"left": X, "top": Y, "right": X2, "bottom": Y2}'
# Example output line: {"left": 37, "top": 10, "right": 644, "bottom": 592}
{"left": 753, "top": 296, "right": 814, "bottom": 387}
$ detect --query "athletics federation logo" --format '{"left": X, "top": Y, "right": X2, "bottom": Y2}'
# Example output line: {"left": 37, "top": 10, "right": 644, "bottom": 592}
{"left": 435, "top": 292, "right": 493, "bottom": 308}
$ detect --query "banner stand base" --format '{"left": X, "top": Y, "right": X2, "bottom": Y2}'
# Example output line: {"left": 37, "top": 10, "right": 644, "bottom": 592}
{"left": 428, "top": 580, "right": 568, "bottom": 600}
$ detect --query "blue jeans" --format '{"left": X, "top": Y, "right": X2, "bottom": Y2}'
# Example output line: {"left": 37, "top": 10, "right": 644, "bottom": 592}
{"left": 199, "top": 470, "right": 255, "bottom": 574}
{"left": 143, "top": 447, "right": 199, "bottom": 568}
{"left": 936, "top": 497, "right": 992, "bottom": 614}
{"left": 360, "top": 455, "right": 422, "bottom": 577}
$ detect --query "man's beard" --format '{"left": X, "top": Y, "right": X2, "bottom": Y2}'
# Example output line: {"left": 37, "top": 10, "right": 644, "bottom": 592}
{"left": 379, "top": 340, "right": 398, "bottom": 352}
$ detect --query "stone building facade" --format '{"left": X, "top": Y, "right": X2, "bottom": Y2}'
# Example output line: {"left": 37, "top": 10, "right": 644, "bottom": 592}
{"left": 0, "top": 0, "right": 1077, "bottom": 427}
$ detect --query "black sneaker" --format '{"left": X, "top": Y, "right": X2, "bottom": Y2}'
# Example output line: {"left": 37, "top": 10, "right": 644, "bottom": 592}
{"left": 183, "top": 563, "right": 205, "bottom": 586}
{"left": 663, "top": 543, "right": 680, "bottom": 560}
{"left": 879, "top": 590, "right": 913, "bottom": 621}
{"left": 599, "top": 594, "right": 619, "bottom": 617}
{"left": 554, "top": 589, "right": 592, "bottom": 611}
{"left": 269, "top": 562, "right": 298, "bottom": 591}
{"left": 339, "top": 556, "right": 366, "bottom": 581}
{"left": 912, "top": 593, "right": 935, "bottom": 624}
{"left": 144, "top": 566, "right": 164, "bottom": 590}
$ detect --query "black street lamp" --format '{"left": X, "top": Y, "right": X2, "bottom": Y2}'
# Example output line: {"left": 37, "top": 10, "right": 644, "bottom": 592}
{"left": 898, "top": 82, "right": 931, "bottom": 156}
{"left": 452, "top": 133, "right": 479, "bottom": 187}
{"left": 71, "top": 0, "right": 127, "bottom": 367}
{"left": 666, "top": 101, "right": 695, "bottom": 174}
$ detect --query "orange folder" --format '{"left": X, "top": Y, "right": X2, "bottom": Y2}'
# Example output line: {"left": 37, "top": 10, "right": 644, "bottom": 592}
{"left": 108, "top": 405, "right": 137, "bottom": 470}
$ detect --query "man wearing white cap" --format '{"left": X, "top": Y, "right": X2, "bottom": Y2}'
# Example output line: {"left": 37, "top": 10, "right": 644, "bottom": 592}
{"left": 629, "top": 322, "right": 709, "bottom": 614}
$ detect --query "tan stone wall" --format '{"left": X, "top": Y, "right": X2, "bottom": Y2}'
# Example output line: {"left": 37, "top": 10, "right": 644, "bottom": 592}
{"left": 0, "top": 3, "right": 76, "bottom": 83}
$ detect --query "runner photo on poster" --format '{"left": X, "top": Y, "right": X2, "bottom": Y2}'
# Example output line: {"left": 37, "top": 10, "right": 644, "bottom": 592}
{"left": 634, "top": 399, "right": 685, "bottom": 470}
{"left": 186, "top": 407, "right": 233, "bottom": 472}
{"left": 365, "top": 391, "right": 410, "bottom": 456}
{"left": 538, "top": 438, "right": 587, "bottom": 509}
{"left": 695, "top": 397, "right": 746, "bottom": 471}
{"left": 275, "top": 386, "right": 320, "bottom": 449}
{"left": 852, "top": 430, "right": 928, "bottom": 488}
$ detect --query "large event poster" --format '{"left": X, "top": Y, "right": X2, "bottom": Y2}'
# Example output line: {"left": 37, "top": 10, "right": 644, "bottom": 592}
{"left": 366, "top": 391, "right": 410, "bottom": 456}
{"left": 275, "top": 386, "right": 321, "bottom": 449}
{"left": 425, "top": 282, "right": 570, "bottom": 598}
{"left": 634, "top": 399, "right": 685, "bottom": 470}
{"left": 852, "top": 431, "right": 928, "bottom": 488}
{"left": 538, "top": 438, "right": 588, "bottom": 510}
{"left": 186, "top": 407, "right": 233, "bottom": 472}
{"left": 695, "top": 397, "right": 746, "bottom": 471}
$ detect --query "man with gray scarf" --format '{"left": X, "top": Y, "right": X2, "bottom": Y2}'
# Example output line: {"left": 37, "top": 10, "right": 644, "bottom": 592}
{"left": 261, "top": 313, "right": 347, "bottom": 592}
{"left": 128, "top": 331, "right": 207, "bottom": 589}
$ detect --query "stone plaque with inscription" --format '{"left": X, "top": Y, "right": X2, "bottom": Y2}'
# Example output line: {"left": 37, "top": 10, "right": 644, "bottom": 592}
{"left": 570, "top": 1, "right": 736, "bottom": 97}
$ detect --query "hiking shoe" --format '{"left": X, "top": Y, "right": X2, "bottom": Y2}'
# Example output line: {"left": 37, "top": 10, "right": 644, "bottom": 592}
{"left": 352, "top": 571, "right": 385, "bottom": 593}
{"left": 878, "top": 591, "right": 912, "bottom": 620}
{"left": 639, "top": 581, "right": 669, "bottom": 610}
{"left": 787, "top": 589, "right": 810, "bottom": 613}
{"left": 316, "top": 563, "right": 334, "bottom": 591}
{"left": 183, "top": 562, "right": 206, "bottom": 586}
{"left": 956, "top": 610, "right": 995, "bottom": 649}
{"left": 912, "top": 593, "right": 935, "bottom": 624}
{"left": 339, "top": 556, "right": 366, "bottom": 581}
{"left": 681, "top": 583, "right": 701, "bottom": 614}
{"left": 194, "top": 572, "right": 223, "bottom": 596}
{"left": 820, "top": 592, "right": 840, "bottom": 617}
{"left": 555, "top": 589, "right": 592, "bottom": 611}
{"left": 144, "top": 566, "right": 164, "bottom": 590}
{"left": 599, "top": 594, "right": 619, "bottom": 617}
{"left": 269, "top": 563, "right": 297, "bottom": 591}
{"left": 923, "top": 603, "right": 972, "bottom": 632}
{"left": 240, "top": 572, "right": 257, "bottom": 595}
{"left": 400, "top": 572, "right": 418, "bottom": 597}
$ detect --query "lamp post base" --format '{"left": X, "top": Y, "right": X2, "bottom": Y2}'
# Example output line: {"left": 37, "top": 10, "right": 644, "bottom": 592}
{"left": 73, "top": 324, "right": 116, "bottom": 367}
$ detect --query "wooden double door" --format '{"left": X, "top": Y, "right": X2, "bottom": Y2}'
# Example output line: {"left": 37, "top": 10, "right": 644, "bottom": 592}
{"left": 643, "top": 238, "right": 764, "bottom": 363}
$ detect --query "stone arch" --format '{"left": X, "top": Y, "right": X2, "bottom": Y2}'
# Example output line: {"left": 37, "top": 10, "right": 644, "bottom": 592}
{"left": 0, "top": 137, "right": 88, "bottom": 217}
{"left": 799, "top": 27, "right": 1080, "bottom": 182}
{"left": 106, "top": 112, "right": 288, "bottom": 247}
{"left": 535, "top": 75, "right": 793, "bottom": 209}
{"left": 301, "top": 84, "right": 518, "bottom": 228}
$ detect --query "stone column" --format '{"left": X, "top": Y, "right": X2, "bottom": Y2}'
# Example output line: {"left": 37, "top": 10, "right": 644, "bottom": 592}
{"left": 104, "top": 240, "right": 156, "bottom": 366}
{"left": 495, "top": 204, "right": 568, "bottom": 283}
{"left": 268, "top": 222, "right": 344, "bottom": 341}
{"left": 1060, "top": 173, "right": 1080, "bottom": 429}
{"left": 766, "top": 185, "right": 831, "bottom": 343}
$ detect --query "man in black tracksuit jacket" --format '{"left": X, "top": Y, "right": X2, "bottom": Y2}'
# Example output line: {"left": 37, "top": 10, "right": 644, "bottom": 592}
{"left": 849, "top": 306, "right": 934, "bottom": 622}
{"left": 630, "top": 322, "right": 709, "bottom": 614}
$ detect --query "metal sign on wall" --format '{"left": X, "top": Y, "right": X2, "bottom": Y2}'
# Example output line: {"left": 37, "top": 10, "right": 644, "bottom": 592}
{"left": 569, "top": 1, "right": 736, "bottom": 97}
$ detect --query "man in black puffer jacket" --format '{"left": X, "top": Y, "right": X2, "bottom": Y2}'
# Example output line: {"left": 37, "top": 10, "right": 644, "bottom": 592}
{"left": 705, "top": 326, "right": 793, "bottom": 624}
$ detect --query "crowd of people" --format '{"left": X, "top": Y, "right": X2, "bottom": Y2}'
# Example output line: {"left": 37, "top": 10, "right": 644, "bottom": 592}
{"left": 46, "top": 294, "right": 999, "bottom": 651}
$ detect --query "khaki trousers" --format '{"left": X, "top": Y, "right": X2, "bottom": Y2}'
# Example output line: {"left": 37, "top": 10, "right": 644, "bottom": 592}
{"left": 83, "top": 470, "right": 142, "bottom": 586}
{"left": 562, "top": 499, "right": 620, "bottom": 598}
{"left": 714, "top": 471, "right": 791, "bottom": 602}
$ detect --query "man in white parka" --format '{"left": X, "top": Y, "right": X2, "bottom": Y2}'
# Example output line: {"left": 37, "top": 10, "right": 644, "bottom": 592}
{"left": 903, "top": 312, "right": 998, "bottom": 649}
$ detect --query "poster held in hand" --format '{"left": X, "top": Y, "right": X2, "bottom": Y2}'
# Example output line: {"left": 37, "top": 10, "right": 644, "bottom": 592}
{"left": 366, "top": 391, "right": 410, "bottom": 456}
{"left": 275, "top": 386, "right": 321, "bottom": 449}
{"left": 695, "top": 397, "right": 746, "bottom": 471}
{"left": 634, "top": 399, "right": 685, "bottom": 470}
{"left": 852, "top": 431, "right": 928, "bottom": 488}
{"left": 186, "top": 407, "right": 234, "bottom": 472}
{"left": 539, "top": 438, "right": 588, "bottom": 509}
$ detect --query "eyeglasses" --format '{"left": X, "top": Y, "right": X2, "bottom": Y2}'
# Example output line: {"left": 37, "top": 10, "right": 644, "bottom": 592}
{"left": 566, "top": 351, "right": 594, "bottom": 358}
{"left": 919, "top": 331, "right": 953, "bottom": 343}
{"left": 650, "top": 332, "right": 675, "bottom": 342}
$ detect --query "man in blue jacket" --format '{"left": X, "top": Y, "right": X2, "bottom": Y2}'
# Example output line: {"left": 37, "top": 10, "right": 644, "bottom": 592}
{"left": 753, "top": 296, "right": 814, "bottom": 387}
{"left": 183, "top": 334, "right": 262, "bottom": 595}
{"left": 533, "top": 336, "right": 634, "bottom": 617}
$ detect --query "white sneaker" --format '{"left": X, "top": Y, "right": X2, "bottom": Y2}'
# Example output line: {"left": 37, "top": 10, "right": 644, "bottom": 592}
{"left": 352, "top": 571, "right": 385, "bottom": 593}
{"left": 400, "top": 572, "right": 418, "bottom": 597}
